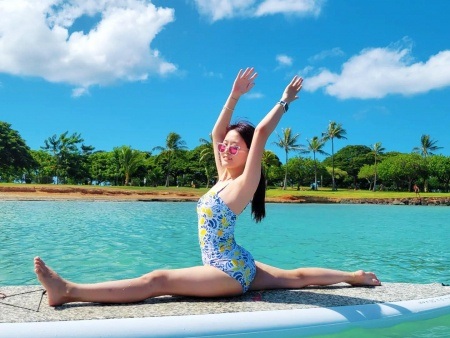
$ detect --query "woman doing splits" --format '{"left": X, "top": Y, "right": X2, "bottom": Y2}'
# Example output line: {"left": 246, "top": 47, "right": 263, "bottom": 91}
{"left": 35, "top": 67, "right": 380, "bottom": 306}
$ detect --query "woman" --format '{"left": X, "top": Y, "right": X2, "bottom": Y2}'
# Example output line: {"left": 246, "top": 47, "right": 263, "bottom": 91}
{"left": 34, "top": 67, "right": 380, "bottom": 306}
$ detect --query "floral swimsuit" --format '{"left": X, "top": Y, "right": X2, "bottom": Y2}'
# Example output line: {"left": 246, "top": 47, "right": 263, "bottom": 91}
{"left": 197, "top": 187, "right": 256, "bottom": 293}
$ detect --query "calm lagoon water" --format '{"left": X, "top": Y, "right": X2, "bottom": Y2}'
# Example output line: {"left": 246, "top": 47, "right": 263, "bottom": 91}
{"left": 1, "top": 201, "right": 449, "bottom": 336}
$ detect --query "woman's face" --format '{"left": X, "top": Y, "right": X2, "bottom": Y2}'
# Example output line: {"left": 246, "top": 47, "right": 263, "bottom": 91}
{"left": 219, "top": 130, "right": 249, "bottom": 169}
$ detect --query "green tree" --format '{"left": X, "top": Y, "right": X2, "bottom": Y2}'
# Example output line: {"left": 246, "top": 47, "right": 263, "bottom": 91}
{"left": 305, "top": 136, "right": 328, "bottom": 190}
{"left": 358, "top": 164, "right": 376, "bottom": 190}
{"left": 273, "top": 127, "right": 304, "bottom": 190}
{"left": 89, "top": 151, "right": 117, "bottom": 184}
{"left": 370, "top": 142, "right": 385, "bottom": 191}
{"left": 70, "top": 143, "right": 95, "bottom": 184}
{"left": 286, "top": 157, "right": 316, "bottom": 190}
{"left": 144, "top": 155, "right": 165, "bottom": 187}
{"left": 324, "top": 145, "right": 371, "bottom": 189}
{"left": 30, "top": 150, "right": 54, "bottom": 184}
{"left": 427, "top": 155, "right": 450, "bottom": 192}
{"left": 41, "top": 131, "right": 93, "bottom": 184}
{"left": 169, "top": 149, "right": 191, "bottom": 187}
{"left": 153, "top": 132, "right": 188, "bottom": 187}
{"left": 199, "top": 137, "right": 215, "bottom": 188}
{"left": 262, "top": 150, "right": 281, "bottom": 187}
{"left": 0, "top": 121, "right": 37, "bottom": 180}
{"left": 114, "top": 146, "right": 144, "bottom": 185}
{"left": 377, "top": 153, "right": 426, "bottom": 191}
{"left": 324, "top": 166, "right": 348, "bottom": 187}
{"left": 322, "top": 121, "right": 347, "bottom": 190}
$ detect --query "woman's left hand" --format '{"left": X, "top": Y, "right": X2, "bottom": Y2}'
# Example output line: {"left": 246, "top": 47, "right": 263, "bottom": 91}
{"left": 281, "top": 76, "right": 303, "bottom": 103}
{"left": 231, "top": 67, "right": 258, "bottom": 98}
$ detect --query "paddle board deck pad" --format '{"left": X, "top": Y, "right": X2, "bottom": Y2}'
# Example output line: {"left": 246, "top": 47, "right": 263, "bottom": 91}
{"left": 1, "top": 284, "right": 449, "bottom": 337}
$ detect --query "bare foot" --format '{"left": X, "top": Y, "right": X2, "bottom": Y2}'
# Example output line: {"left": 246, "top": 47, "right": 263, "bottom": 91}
{"left": 350, "top": 270, "right": 381, "bottom": 286}
{"left": 34, "top": 257, "right": 72, "bottom": 306}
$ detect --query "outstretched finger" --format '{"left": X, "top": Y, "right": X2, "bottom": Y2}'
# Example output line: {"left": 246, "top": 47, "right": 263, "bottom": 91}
{"left": 291, "top": 75, "right": 303, "bottom": 87}
{"left": 241, "top": 67, "right": 254, "bottom": 78}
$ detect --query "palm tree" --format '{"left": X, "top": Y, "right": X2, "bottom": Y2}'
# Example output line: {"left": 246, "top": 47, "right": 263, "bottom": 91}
{"left": 153, "top": 132, "right": 188, "bottom": 187}
{"left": 412, "top": 134, "right": 442, "bottom": 192}
{"left": 413, "top": 134, "right": 442, "bottom": 157}
{"left": 273, "top": 127, "right": 304, "bottom": 190}
{"left": 114, "top": 146, "right": 143, "bottom": 185}
{"left": 199, "top": 136, "right": 214, "bottom": 188}
{"left": 41, "top": 131, "right": 87, "bottom": 184}
{"left": 322, "top": 121, "right": 347, "bottom": 191}
{"left": 306, "top": 136, "right": 328, "bottom": 190}
{"left": 371, "top": 142, "right": 385, "bottom": 191}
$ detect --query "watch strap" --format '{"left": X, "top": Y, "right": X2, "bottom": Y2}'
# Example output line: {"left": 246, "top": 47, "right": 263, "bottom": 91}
{"left": 278, "top": 100, "right": 289, "bottom": 112}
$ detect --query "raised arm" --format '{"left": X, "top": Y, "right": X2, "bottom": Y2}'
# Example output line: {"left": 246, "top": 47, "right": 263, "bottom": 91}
{"left": 241, "top": 76, "right": 303, "bottom": 191}
{"left": 212, "top": 68, "right": 257, "bottom": 177}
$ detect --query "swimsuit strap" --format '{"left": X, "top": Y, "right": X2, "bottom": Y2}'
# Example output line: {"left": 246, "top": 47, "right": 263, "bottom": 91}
{"left": 216, "top": 183, "right": 229, "bottom": 195}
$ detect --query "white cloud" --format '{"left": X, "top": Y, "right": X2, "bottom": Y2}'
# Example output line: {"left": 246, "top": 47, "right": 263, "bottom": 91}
{"left": 308, "top": 47, "right": 345, "bottom": 62}
{"left": 72, "top": 87, "right": 90, "bottom": 98}
{"left": 276, "top": 54, "right": 293, "bottom": 68}
{"left": 246, "top": 91, "right": 264, "bottom": 99}
{"left": 304, "top": 69, "right": 338, "bottom": 91}
{"left": 304, "top": 43, "right": 450, "bottom": 99}
{"left": 193, "top": 0, "right": 323, "bottom": 22}
{"left": 255, "top": 0, "right": 323, "bottom": 17}
{"left": 202, "top": 69, "right": 223, "bottom": 78}
{"left": 0, "top": 0, "right": 176, "bottom": 93}
{"left": 299, "top": 65, "right": 314, "bottom": 76}
{"left": 193, "top": 0, "right": 255, "bottom": 21}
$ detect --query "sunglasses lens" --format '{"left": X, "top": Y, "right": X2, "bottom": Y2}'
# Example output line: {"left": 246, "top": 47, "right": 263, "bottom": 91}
{"left": 217, "top": 143, "right": 240, "bottom": 155}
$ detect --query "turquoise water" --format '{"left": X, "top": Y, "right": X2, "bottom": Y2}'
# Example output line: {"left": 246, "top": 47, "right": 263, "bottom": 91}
{"left": 1, "top": 201, "right": 449, "bottom": 336}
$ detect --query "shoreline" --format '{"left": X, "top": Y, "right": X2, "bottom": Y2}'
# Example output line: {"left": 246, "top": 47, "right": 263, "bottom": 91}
{"left": 0, "top": 185, "right": 449, "bottom": 206}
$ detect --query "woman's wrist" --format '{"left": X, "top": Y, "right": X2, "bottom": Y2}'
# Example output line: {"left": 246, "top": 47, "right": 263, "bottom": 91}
{"left": 280, "top": 96, "right": 292, "bottom": 104}
{"left": 277, "top": 100, "right": 289, "bottom": 113}
{"left": 230, "top": 93, "right": 240, "bottom": 101}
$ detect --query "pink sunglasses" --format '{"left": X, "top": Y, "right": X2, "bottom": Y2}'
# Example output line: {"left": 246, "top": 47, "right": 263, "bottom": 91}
{"left": 217, "top": 142, "right": 241, "bottom": 156}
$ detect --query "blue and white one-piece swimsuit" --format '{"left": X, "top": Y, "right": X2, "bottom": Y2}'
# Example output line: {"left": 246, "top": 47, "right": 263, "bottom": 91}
{"left": 197, "top": 187, "right": 257, "bottom": 293}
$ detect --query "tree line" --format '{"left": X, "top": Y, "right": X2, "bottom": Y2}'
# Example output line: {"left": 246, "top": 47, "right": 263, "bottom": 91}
{"left": 1, "top": 120, "right": 449, "bottom": 192}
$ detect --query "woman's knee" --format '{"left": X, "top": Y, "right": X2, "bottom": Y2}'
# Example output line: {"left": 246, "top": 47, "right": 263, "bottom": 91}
{"left": 139, "top": 269, "right": 170, "bottom": 293}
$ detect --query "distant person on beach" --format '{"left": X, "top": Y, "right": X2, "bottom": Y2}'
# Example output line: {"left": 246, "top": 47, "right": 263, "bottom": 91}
{"left": 413, "top": 184, "right": 420, "bottom": 197}
{"left": 34, "top": 68, "right": 381, "bottom": 307}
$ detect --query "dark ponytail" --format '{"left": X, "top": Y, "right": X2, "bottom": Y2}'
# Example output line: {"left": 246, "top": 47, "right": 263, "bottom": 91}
{"left": 251, "top": 168, "right": 266, "bottom": 223}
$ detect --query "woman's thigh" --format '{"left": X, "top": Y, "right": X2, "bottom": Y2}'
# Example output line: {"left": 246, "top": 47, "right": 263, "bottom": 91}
{"left": 154, "top": 265, "right": 243, "bottom": 297}
{"left": 249, "top": 261, "right": 300, "bottom": 291}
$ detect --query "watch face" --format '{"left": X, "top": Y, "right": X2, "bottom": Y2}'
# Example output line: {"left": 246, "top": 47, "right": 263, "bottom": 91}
{"left": 279, "top": 101, "right": 288, "bottom": 112}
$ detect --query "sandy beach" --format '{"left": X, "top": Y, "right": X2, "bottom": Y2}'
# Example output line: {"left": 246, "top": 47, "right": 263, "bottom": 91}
{"left": 0, "top": 185, "right": 202, "bottom": 202}
{"left": 1, "top": 185, "right": 449, "bottom": 205}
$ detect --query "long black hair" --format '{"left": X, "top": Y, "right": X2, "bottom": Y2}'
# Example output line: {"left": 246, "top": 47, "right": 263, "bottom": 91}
{"left": 227, "top": 121, "right": 266, "bottom": 223}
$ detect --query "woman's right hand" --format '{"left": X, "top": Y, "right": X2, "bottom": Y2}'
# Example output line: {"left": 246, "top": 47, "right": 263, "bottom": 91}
{"left": 281, "top": 75, "right": 303, "bottom": 104}
{"left": 231, "top": 67, "right": 258, "bottom": 98}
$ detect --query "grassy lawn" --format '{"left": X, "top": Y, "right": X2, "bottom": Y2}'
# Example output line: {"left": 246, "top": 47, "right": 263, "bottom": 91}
{"left": 265, "top": 187, "right": 447, "bottom": 199}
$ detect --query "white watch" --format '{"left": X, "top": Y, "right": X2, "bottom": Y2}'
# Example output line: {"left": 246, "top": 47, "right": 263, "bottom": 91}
{"left": 278, "top": 100, "right": 289, "bottom": 112}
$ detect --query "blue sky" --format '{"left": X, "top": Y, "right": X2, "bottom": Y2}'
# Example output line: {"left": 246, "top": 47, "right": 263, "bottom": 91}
{"left": 1, "top": 0, "right": 449, "bottom": 162}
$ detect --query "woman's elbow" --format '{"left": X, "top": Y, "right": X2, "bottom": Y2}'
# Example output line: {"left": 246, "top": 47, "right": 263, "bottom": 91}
{"left": 254, "top": 126, "right": 271, "bottom": 140}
